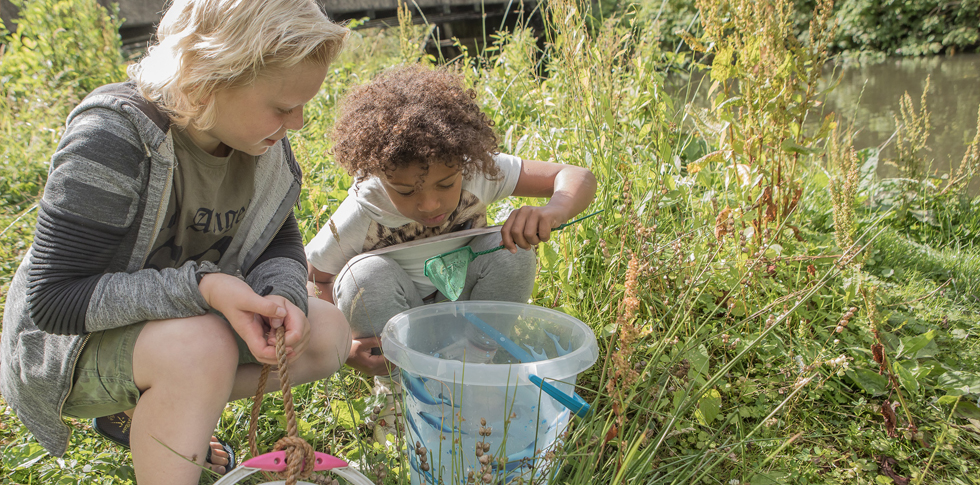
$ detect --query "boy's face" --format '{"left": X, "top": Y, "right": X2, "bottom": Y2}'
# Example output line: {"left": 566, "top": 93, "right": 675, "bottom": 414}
{"left": 382, "top": 161, "right": 463, "bottom": 227}
{"left": 188, "top": 61, "right": 328, "bottom": 157}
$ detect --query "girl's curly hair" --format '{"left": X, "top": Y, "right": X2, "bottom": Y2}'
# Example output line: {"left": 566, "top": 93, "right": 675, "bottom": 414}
{"left": 331, "top": 65, "right": 499, "bottom": 182}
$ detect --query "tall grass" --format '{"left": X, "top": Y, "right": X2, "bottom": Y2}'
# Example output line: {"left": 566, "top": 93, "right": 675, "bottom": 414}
{"left": 2, "top": 0, "right": 980, "bottom": 484}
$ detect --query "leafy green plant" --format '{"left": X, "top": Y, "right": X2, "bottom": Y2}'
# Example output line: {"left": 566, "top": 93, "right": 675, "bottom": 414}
{"left": 2, "top": 0, "right": 980, "bottom": 484}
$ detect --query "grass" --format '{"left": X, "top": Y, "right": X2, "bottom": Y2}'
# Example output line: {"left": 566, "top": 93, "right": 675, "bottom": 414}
{"left": 3, "top": 0, "right": 980, "bottom": 484}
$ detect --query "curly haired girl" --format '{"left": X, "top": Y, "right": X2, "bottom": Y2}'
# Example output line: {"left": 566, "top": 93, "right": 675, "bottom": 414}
{"left": 305, "top": 65, "right": 597, "bottom": 383}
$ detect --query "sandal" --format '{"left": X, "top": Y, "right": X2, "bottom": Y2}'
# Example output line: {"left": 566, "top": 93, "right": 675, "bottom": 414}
{"left": 92, "top": 412, "right": 236, "bottom": 471}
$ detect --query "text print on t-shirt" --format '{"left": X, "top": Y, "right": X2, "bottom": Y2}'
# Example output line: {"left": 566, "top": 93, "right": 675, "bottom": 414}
{"left": 145, "top": 198, "right": 252, "bottom": 269}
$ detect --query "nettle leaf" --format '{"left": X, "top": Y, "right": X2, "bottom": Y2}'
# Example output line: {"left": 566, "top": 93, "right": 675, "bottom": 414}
{"left": 695, "top": 389, "right": 722, "bottom": 426}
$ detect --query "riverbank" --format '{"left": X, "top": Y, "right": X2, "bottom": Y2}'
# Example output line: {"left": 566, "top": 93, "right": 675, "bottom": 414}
{"left": 2, "top": 0, "right": 980, "bottom": 483}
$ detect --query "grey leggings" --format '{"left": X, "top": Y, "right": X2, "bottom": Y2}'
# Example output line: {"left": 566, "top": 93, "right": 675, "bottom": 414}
{"left": 333, "top": 232, "right": 537, "bottom": 338}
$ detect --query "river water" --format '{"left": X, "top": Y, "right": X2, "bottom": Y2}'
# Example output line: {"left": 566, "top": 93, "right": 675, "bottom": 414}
{"left": 824, "top": 53, "right": 980, "bottom": 193}
{"left": 673, "top": 53, "right": 980, "bottom": 195}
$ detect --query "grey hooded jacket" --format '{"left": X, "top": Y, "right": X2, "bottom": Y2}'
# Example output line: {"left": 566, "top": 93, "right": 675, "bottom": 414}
{"left": 0, "top": 82, "right": 309, "bottom": 456}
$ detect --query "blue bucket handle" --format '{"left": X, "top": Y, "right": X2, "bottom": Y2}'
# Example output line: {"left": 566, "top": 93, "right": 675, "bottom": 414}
{"left": 463, "top": 313, "right": 592, "bottom": 419}
{"left": 529, "top": 374, "right": 592, "bottom": 419}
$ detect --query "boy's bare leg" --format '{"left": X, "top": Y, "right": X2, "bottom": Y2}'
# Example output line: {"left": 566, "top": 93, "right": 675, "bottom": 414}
{"left": 128, "top": 300, "right": 350, "bottom": 485}
{"left": 117, "top": 409, "right": 231, "bottom": 472}
{"left": 130, "top": 314, "right": 240, "bottom": 485}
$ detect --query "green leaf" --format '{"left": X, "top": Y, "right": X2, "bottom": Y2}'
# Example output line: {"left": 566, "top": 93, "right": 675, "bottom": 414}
{"left": 896, "top": 330, "right": 935, "bottom": 359}
{"left": 2, "top": 442, "right": 47, "bottom": 470}
{"left": 687, "top": 345, "right": 710, "bottom": 378}
{"left": 894, "top": 361, "right": 918, "bottom": 394}
{"left": 113, "top": 465, "right": 136, "bottom": 481}
{"left": 937, "top": 371, "right": 980, "bottom": 395}
{"left": 330, "top": 399, "right": 360, "bottom": 430}
{"left": 695, "top": 389, "right": 722, "bottom": 426}
{"left": 780, "top": 139, "right": 821, "bottom": 155}
{"left": 954, "top": 401, "right": 980, "bottom": 420}
{"left": 540, "top": 242, "right": 560, "bottom": 271}
{"left": 845, "top": 369, "right": 889, "bottom": 396}
{"left": 751, "top": 471, "right": 791, "bottom": 485}
{"left": 710, "top": 45, "right": 734, "bottom": 82}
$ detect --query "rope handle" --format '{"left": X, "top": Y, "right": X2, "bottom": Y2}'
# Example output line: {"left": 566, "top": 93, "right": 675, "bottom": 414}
{"left": 247, "top": 325, "right": 322, "bottom": 485}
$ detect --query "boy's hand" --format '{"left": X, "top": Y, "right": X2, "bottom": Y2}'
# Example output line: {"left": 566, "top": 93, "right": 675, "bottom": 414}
{"left": 259, "top": 295, "right": 310, "bottom": 361}
{"left": 347, "top": 336, "right": 394, "bottom": 376}
{"left": 198, "top": 273, "right": 306, "bottom": 365}
{"left": 501, "top": 205, "right": 567, "bottom": 253}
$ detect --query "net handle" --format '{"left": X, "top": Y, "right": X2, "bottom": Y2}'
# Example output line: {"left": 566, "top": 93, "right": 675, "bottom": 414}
{"left": 473, "top": 210, "right": 602, "bottom": 257}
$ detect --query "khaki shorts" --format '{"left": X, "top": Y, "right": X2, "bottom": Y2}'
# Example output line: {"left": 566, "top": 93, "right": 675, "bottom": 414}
{"left": 62, "top": 319, "right": 258, "bottom": 419}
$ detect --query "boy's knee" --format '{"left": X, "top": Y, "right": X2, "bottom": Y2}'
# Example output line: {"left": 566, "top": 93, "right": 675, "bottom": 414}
{"left": 309, "top": 299, "right": 353, "bottom": 355}
{"left": 134, "top": 315, "right": 239, "bottom": 387}
{"left": 304, "top": 299, "right": 352, "bottom": 376}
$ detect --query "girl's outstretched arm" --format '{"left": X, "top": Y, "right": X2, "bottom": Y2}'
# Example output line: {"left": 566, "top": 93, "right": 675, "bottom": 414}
{"left": 307, "top": 264, "right": 336, "bottom": 303}
{"left": 501, "top": 159, "right": 597, "bottom": 252}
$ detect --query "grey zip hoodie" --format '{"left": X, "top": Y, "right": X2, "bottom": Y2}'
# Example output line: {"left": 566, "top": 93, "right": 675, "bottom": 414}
{"left": 0, "top": 82, "right": 309, "bottom": 456}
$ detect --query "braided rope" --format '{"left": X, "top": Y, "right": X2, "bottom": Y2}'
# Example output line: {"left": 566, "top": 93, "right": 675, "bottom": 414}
{"left": 247, "top": 326, "right": 319, "bottom": 485}
{"left": 248, "top": 365, "right": 269, "bottom": 461}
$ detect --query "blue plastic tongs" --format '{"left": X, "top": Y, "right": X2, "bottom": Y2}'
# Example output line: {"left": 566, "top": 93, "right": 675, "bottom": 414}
{"left": 463, "top": 313, "right": 592, "bottom": 418}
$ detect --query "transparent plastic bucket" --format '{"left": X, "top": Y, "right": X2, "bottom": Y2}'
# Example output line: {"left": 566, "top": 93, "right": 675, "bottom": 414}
{"left": 381, "top": 301, "right": 599, "bottom": 485}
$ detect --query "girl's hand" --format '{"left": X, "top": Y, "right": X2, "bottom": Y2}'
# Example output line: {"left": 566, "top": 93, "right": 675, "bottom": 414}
{"left": 500, "top": 205, "right": 567, "bottom": 252}
{"left": 505, "top": 158, "right": 597, "bottom": 253}
{"left": 198, "top": 273, "right": 295, "bottom": 365}
{"left": 347, "top": 336, "right": 394, "bottom": 376}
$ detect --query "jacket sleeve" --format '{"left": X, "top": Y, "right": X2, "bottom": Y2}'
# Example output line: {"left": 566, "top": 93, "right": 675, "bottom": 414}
{"left": 244, "top": 211, "right": 310, "bottom": 315}
{"left": 26, "top": 107, "right": 211, "bottom": 335}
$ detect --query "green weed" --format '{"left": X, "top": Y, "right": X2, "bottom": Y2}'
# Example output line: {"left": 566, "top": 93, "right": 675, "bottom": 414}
{"left": 1, "top": 0, "right": 979, "bottom": 484}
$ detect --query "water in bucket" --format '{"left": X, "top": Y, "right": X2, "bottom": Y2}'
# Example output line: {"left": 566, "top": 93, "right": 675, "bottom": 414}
{"left": 381, "top": 301, "right": 599, "bottom": 485}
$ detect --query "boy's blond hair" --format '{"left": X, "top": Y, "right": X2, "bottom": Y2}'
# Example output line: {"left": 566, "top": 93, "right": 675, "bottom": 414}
{"left": 129, "top": 0, "right": 348, "bottom": 130}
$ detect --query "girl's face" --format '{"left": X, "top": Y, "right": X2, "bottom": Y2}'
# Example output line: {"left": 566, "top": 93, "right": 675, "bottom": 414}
{"left": 188, "top": 61, "right": 328, "bottom": 157}
{"left": 382, "top": 161, "right": 463, "bottom": 227}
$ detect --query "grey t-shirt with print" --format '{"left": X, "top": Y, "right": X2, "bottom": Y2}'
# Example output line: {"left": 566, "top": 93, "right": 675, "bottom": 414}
{"left": 145, "top": 128, "right": 255, "bottom": 269}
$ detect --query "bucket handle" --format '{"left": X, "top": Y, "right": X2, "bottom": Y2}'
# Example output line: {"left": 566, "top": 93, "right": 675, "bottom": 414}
{"left": 464, "top": 313, "right": 592, "bottom": 419}
{"left": 529, "top": 374, "right": 592, "bottom": 419}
